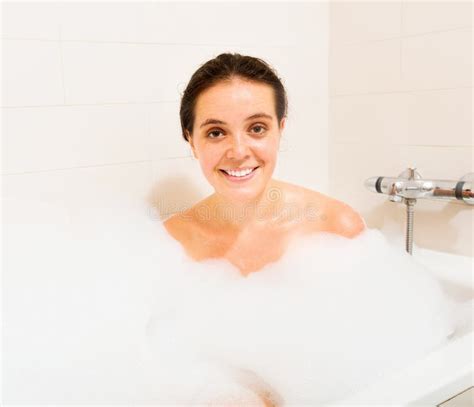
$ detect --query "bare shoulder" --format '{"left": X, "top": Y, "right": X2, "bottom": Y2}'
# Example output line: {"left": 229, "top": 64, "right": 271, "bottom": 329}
{"left": 300, "top": 188, "right": 366, "bottom": 239}
{"left": 329, "top": 197, "right": 366, "bottom": 238}
{"left": 162, "top": 208, "right": 196, "bottom": 243}
{"left": 162, "top": 197, "right": 216, "bottom": 252}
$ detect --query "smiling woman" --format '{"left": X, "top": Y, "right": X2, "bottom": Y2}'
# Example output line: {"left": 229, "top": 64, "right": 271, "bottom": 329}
{"left": 157, "top": 52, "right": 371, "bottom": 405}
{"left": 164, "top": 53, "right": 366, "bottom": 277}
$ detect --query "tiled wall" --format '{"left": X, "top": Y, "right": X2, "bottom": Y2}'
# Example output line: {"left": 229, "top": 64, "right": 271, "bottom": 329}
{"left": 2, "top": 2, "right": 328, "bottom": 225}
{"left": 329, "top": 1, "right": 473, "bottom": 257}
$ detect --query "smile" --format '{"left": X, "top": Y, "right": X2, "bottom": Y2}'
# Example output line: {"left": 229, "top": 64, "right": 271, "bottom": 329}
{"left": 219, "top": 167, "right": 259, "bottom": 182}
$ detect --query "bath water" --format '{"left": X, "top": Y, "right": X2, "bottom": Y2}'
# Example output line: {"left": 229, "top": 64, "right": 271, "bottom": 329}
{"left": 3, "top": 204, "right": 457, "bottom": 405}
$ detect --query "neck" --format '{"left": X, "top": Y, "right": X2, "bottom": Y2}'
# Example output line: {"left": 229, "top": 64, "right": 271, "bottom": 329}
{"left": 208, "top": 179, "right": 284, "bottom": 231}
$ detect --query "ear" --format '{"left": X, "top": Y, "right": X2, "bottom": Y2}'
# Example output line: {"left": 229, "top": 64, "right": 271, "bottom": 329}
{"left": 187, "top": 131, "right": 198, "bottom": 159}
{"left": 279, "top": 117, "right": 286, "bottom": 132}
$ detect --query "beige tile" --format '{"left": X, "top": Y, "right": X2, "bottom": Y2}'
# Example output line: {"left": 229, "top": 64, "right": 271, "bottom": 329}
{"left": 401, "top": 28, "right": 472, "bottom": 91}
{"left": 331, "top": 87, "right": 472, "bottom": 146}
{"left": 439, "top": 386, "right": 474, "bottom": 406}
{"left": 2, "top": 2, "right": 62, "bottom": 40}
{"left": 2, "top": 105, "right": 150, "bottom": 174}
{"left": 2, "top": 40, "right": 64, "bottom": 107}
{"left": 402, "top": 1, "right": 472, "bottom": 36}
{"left": 329, "top": 143, "right": 473, "bottom": 256}
{"left": 330, "top": 39, "right": 402, "bottom": 95}
{"left": 330, "top": 1, "right": 401, "bottom": 45}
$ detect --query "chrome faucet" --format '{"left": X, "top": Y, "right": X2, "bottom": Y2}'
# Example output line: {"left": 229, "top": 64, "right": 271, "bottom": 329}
{"left": 365, "top": 169, "right": 473, "bottom": 255}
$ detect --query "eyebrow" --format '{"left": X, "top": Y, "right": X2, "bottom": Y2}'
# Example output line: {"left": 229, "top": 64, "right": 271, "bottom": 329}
{"left": 199, "top": 112, "right": 274, "bottom": 128}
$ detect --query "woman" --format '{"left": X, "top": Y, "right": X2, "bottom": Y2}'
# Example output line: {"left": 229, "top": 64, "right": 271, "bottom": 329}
{"left": 164, "top": 53, "right": 366, "bottom": 277}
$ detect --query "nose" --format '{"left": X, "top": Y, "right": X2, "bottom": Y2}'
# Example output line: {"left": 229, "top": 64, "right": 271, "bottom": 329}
{"left": 226, "top": 133, "right": 251, "bottom": 160}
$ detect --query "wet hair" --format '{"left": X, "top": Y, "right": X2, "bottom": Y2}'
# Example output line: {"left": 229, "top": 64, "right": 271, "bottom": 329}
{"left": 179, "top": 52, "right": 288, "bottom": 143}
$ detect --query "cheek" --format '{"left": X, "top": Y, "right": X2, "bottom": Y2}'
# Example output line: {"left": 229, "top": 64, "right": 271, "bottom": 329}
{"left": 256, "top": 139, "right": 279, "bottom": 163}
{"left": 199, "top": 149, "right": 221, "bottom": 172}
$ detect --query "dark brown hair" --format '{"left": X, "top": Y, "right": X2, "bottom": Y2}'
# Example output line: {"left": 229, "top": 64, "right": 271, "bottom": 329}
{"left": 179, "top": 52, "right": 288, "bottom": 143}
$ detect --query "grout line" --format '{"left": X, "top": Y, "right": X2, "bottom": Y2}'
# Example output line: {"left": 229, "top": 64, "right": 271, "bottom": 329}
{"left": 400, "top": 0, "right": 403, "bottom": 81}
{"left": 332, "top": 25, "right": 472, "bottom": 49}
{"left": 0, "top": 36, "right": 294, "bottom": 48}
{"left": 1, "top": 160, "right": 153, "bottom": 176}
{"left": 0, "top": 37, "right": 59, "bottom": 42}
{"left": 330, "top": 85, "right": 472, "bottom": 98}
{"left": 332, "top": 142, "right": 473, "bottom": 148}
{"left": 1, "top": 100, "right": 180, "bottom": 109}
{"left": 146, "top": 106, "right": 154, "bottom": 163}
{"left": 1, "top": 157, "right": 192, "bottom": 176}
{"left": 3, "top": 84, "right": 472, "bottom": 109}
{"left": 58, "top": 24, "right": 67, "bottom": 105}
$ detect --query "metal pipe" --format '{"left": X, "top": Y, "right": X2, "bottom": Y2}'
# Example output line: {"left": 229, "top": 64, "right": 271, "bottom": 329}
{"left": 364, "top": 175, "right": 473, "bottom": 205}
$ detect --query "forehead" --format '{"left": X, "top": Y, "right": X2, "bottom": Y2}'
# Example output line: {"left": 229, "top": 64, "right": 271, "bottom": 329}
{"left": 194, "top": 79, "right": 276, "bottom": 121}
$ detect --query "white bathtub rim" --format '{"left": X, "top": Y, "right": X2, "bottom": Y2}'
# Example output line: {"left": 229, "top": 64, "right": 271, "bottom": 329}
{"left": 331, "top": 331, "right": 473, "bottom": 406}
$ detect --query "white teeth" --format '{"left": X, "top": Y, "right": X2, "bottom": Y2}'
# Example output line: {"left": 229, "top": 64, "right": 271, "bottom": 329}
{"left": 224, "top": 168, "right": 254, "bottom": 177}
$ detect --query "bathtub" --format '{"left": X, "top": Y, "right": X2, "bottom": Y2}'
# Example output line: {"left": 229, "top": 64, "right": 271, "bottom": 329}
{"left": 3, "top": 197, "right": 473, "bottom": 405}
{"left": 332, "top": 247, "right": 473, "bottom": 406}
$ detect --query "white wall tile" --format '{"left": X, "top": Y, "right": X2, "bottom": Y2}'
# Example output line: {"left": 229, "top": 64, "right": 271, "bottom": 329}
{"left": 58, "top": 2, "right": 152, "bottom": 44}
{"left": 65, "top": 162, "right": 153, "bottom": 225}
{"left": 150, "top": 157, "right": 214, "bottom": 219}
{"left": 401, "top": 28, "right": 472, "bottom": 90}
{"left": 331, "top": 143, "right": 472, "bottom": 189}
{"left": 2, "top": 105, "right": 150, "bottom": 174}
{"left": 329, "top": 2, "right": 472, "bottom": 256}
{"left": 2, "top": 2, "right": 330, "bottom": 231}
{"left": 330, "top": 39, "right": 402, "bottom": 95}
{"left": 331, "top": 92, "right": 407, "bottom": 145}
{"left": 251, "top": 44, "right": 328, "bottom": 107}
{"left": 330, "top": 1, "right": 401, "bottom": 45}
{"left": 61, "top": 42, "right": 227, "bottom": 104}
{"left": 148, "top": 102, "right": 191, "bottom": 160}
{"left": 2, "top": 2, "right": 62, "bottom": 40}
{"left": 2, "top": 40, "right": 64, "bottom": 107}
{"left": 2, "top": 170, "right": 70, "bottom": 212}
{"left": 402, "top": 1, "right": 472, "bottom": 35}
{"left": 2, "top": 162, "right": 153, "bottom": 225}
{"left": 58, "top": 2, "right": 326, "bottom": 47}
{"left": 403, "top": 88, "right": 472, "bottom": 146}
{"left": 331, "top": 88, "right": 472, "bottom": 146}
{"left": 275, "top": 149, "right": 329, "bottom": 194}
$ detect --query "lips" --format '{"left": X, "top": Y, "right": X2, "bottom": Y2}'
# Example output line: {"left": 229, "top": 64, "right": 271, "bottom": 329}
{"left": 219, "top": 166, "right": 259, "bottom": 182}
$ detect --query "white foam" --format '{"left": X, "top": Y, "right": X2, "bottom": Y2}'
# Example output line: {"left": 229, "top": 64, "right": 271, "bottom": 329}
{"left": 3, "top": 209, "right": 458, "bottom": 405}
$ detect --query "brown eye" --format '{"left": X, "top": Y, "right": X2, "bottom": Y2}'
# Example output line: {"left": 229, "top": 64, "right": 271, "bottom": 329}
{"left": 251, "top": 124, "right": 266, "bottom": 134}
{"left": 207, "top": 129, "right": 224, "bottom": 139}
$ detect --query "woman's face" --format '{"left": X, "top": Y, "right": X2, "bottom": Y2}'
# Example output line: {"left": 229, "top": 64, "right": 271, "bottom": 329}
{"left": 188, "top": 77, "right": 285, "bottom": 204}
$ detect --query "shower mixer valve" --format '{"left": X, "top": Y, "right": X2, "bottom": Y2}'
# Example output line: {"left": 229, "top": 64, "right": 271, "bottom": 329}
{"left": 365, "top": 169, "right": 473, "bottom": 205}
{"left": 364, "top": 169, "right": 473, "bottom": 255}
